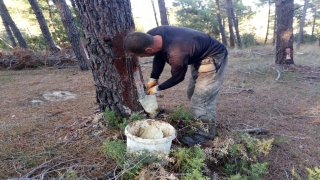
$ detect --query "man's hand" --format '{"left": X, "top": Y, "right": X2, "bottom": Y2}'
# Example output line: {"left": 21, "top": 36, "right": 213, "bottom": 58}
{"left": 147, "top": 78, "right": 158, "bottom": 90}
{"left": 147, "top": 85, "right": 161, "bottom": 95}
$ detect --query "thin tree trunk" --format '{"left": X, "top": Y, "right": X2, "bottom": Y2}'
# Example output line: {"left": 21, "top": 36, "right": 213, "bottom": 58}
{"left": 275, "top": 0, "right": 294, "bottom": 64}
{"left": 28, "top": 0, "right": 60, "bottom": 53}
{"left": 311, "top": 11, "right": 316, "bottom": 36}
{"left": 45, "top": 0, "right": 61, "bottom": 41}
{"left": 226, "top": 0, "right": 235, "bottom": 48}
{"left": 158, "top": 0, "right": 169, "bottom": 25}
{"left": 273, "top": 13, "right": 277, "bottom": 46}
{"left": 0, "top": 12, "right": 16, "bottom": 47}
{"left": 53, "top": 0, "right": 89, "bottom": 71}
{"left": 296, "top": 0, "right": 309, "bottom": 50}
{"left": 151, "top": 0, "right": 159, "bottom": 26}
{"left": 231, "top": 9, "right": 241, "bottom": 48}
{"left": 264, "top": 0, "right": 271, "bottom": 45}
{"left": 215, "top": 0, "right": 227, "bottom": 45}
{"left": 0, "top": 0, "right": 27, "bottom": 48}
{"left": 75, "top": 0, "right": 144, "bottom": 117}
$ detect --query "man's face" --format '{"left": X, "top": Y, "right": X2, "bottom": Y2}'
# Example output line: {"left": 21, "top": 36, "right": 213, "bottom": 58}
{"left": 129, "top": 52, "right": 155, "bottom": 58}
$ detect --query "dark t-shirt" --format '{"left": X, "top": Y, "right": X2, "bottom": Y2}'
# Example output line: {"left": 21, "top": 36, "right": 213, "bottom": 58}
{"left": 147, "top": 25, "right": 226, "bottom": 90}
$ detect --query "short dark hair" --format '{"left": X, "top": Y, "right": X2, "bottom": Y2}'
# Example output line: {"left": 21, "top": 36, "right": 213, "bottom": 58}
{"left": 123, "top": 32, "right": 154, "bottom": 54}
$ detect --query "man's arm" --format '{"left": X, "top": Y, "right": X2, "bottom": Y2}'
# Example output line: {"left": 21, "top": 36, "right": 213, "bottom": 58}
{"left": 158, "top": 56, "right": 189, "bottom": 90}
{"left": 150, "top": 54, "right": 166, "bottom": 80}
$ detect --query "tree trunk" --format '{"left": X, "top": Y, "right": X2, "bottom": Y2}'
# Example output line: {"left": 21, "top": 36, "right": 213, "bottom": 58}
{"left": 226, "top": 0, "right": 235, "bottom": 48}
{"left": 275, "top": 0, "right": 294, "bottom": 64}
{"left": 264, "top": 0, "right": 271, "bottom": 45}
{"left": 158, "top": 0, "right": 169, "bottom": 25}
{"left": 28, "top": 0, "right": 60, "bottom": 53}
{"left": 45, "top": 0, "right": 61, "bottom": 41}
{"left": 151, "top": 0, "right": 159, "bottom": 26}
{"left": 0, "top": 12, "right": 16, "bottom": 47}
{"left": 0, "top": 0, "right": 27, "bottom": 48}
{"left": 215, "top": 0, "right": 227, "bottom": 45}
{"left": 296, "top": 0, "right": 309, "bottom": 50}
{"left": 52, "top": 0, "right": 89, "bottom": 71}
{"left": 230, "top": 3, "right": 241, "bottom": 48}
{"left": 311, "top": 11, "right": 316, "bottom": 36}
{"left": 74, "top": 0, "right": 144, "bottom": 117}
{"left": 272, "top": 13, "right": 276, "bottom": 46}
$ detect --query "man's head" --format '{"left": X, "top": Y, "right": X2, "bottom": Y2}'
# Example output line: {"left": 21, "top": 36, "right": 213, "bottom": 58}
{"left": 123, "top": 32, "right": 158, "bottom": 57}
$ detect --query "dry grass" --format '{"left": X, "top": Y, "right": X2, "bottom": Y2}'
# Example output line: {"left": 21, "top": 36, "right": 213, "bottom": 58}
{"left": 0, "top": 43, "right": 320, "bottom": 179}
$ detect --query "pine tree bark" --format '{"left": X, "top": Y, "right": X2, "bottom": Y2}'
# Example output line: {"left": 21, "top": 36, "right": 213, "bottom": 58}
{"left": 226, "top": 0, "right": 235, "bottom": 48}
{"left": 275, "top": 0, "right": 294, "bottom": 64}
{"left": 158, "top": 0, "right": 169, "bottom": 25}
{"left": 74, "top": 0, "right": 144, "bottom": 117}
{"left": 0, "top": 0, "right": 27, "bottom": 48}
{"left": 28, "top": 0, "right": 60, "bottom": 53}
{"left": 0, "top": 12, "right": 16, "bottom": 47}
{"left": 215, "top": 0, "right": 227, "bottom": 45}
{"left": 296, "top": 0, "right": 309, "bottom": 50}
{"left": 53, "top": 0, "right": 89, "bottom": 70}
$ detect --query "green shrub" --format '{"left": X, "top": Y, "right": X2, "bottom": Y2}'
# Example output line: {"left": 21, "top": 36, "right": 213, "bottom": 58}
{"left": 173, "top": 146, "right": 206, "bottom": 180}
{"left": 307, "top": 166, "right": 320, "bottom": 180}
{"left": 242, "top": 33, "right": 259, "bottom": 48}
{"left": 168, "top": 104, "right": 193, "bottom": 124}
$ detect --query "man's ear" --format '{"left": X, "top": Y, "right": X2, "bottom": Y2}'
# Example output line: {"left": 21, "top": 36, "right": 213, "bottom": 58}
{"left": 145, "top": 47, "right": 153, "bottom": 53}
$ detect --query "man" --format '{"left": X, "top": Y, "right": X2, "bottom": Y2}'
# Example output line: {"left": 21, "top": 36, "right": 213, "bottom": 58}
{"left": 124, "top": 26, "right": 228, "bottom": 146}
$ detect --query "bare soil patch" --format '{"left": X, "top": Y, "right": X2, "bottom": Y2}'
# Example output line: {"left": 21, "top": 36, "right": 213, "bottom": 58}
{"left": 1, "top": 45, "right": 320, "bottom": 179}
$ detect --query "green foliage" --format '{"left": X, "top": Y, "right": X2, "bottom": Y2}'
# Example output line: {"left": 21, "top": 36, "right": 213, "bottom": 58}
{"left": 242, "top": 33, "right": 259, "bottom": 48}
{"left": 101, "top": 139, "right": 127, "bottom": 166}
{"left": 173, "top": 0, "right": 220, "bottom": 36}
{"left": 167, "top": 104, "right": 193, "bottom": 124}
{"left": 307, "top": 166, "right": 320, "bottom": 180}
{"left": 25, "top": 35, "right": 47, "bottom": 51}
{"left": 216, "top": 133, "right": 272, "bottom": 179}
{"left": 103, "top": 109, "right": 123, "bottom": 128}
{"left": 103, "top": 110, "right": 145, "bottom": 131}
{"left": 173, "top": 146, "right": 206, "bottom": 180}
{"left": 130, "top": 112, "right": 145, "bottom": 121}
{"left": 101, "top": 139, "right": 164, "bottom": 179}
{"left": 227, "top": 162, "right": 268, "bottom": 180}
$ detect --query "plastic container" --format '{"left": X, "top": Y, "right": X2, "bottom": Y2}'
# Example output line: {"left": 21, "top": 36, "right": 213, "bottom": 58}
{"left": 125, "top": 119, "right": 176, "bottom": 154}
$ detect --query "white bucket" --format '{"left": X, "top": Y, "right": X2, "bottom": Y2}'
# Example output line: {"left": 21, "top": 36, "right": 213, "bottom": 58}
{"left": 125, "top": 119, "right": 176, "bottom": 154}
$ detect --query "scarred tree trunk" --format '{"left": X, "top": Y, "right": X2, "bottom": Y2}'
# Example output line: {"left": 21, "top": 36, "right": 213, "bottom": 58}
{"left": 75, "top": 0, "right": 144, "bottom": 117}
{"left": 0, "top": 0, "right": 27, "bottom": 48}
{"left": 151, "top": 0, "right": 159, "bottom": 26}
{"left": 158, "top": 0, "right": 169, "bottom": 25}
{"left": 296, "top": 0, "right": 309, "bottom": 50}
{"left": 275, "top": 0, "right": 294, "bottom": 64}
{"left": 215, "top": 0, "right": 227, "bottom": 45}
{"left": 0, "top": 12, "right": 16, "bottom": 47}
{"left": 52, "top": 0, "right": 89, "bottom": 70}
{"left": 226, "top": 0, "right": 235, "bottom": 48}
{"left": 28, "top": 0, "right": 60, "bottom": 53}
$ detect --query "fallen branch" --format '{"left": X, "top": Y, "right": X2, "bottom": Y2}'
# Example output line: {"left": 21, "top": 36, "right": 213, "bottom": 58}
{"left": 220, "top": 88, "right": 254, "bottom": 94}
{"left": 272, "top": 67, "right": 281, "bottom": 81}
{"left": 236, "top": 127, "right": 269, "bottom": 134}
{"left": 269, "top": 133, "right": 311, "bottom": 140}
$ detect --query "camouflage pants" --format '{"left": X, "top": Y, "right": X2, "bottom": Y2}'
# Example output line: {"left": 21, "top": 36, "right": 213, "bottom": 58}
{"left": 187, "top": 50, "right": 228, "bottom": 135}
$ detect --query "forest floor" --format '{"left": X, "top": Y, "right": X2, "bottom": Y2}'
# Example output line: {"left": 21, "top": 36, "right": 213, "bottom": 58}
{"left": 0, "top": 44, "right": 320, "bottom": 179}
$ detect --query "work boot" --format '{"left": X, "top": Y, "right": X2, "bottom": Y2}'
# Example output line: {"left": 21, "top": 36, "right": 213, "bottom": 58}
{"left": 180, "top": 131, "right": 215, "bottom": 146}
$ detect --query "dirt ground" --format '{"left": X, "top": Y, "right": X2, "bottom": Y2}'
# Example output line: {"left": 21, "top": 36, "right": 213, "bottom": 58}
{"left": 0, "top": 45, "right": 320, "bottom": 179}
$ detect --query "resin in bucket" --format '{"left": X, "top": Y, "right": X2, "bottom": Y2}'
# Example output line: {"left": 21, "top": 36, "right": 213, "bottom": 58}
{"left": 125, "top": 119, "right": 176, "bottom": 154}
